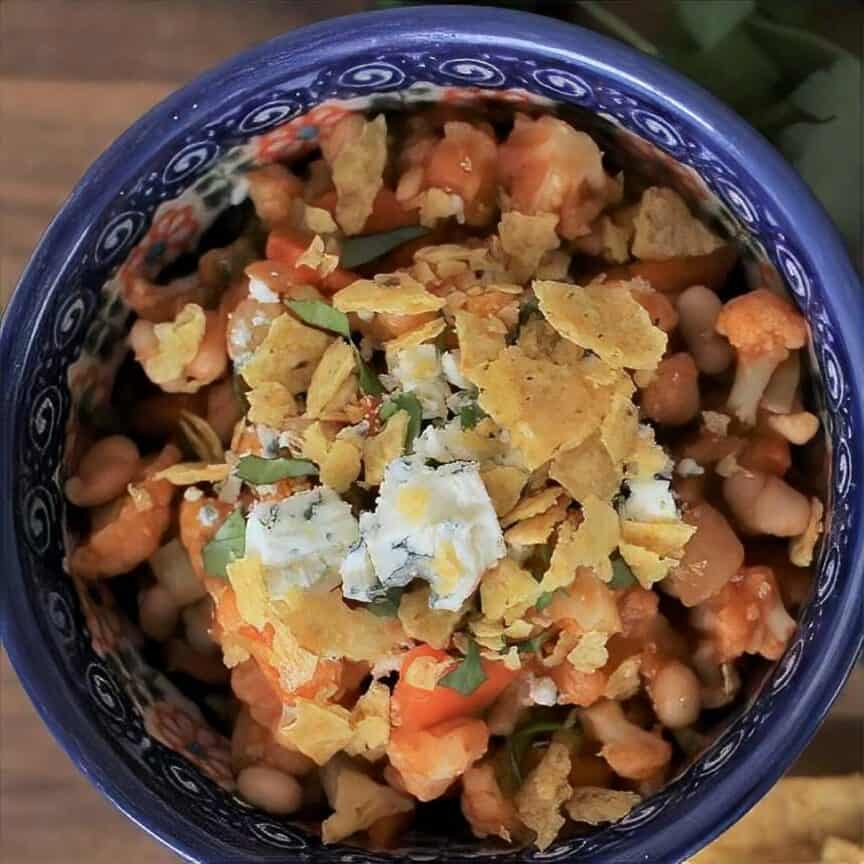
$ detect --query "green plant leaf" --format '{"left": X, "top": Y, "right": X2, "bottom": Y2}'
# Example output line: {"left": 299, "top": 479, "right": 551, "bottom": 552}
{"left": 380, "top": 393, "right": 423, "bottom": 449}
{"left": 535, "top": 589, "right": 561, "bottom": 611}
{"left": 355, "top": 350, "right": 385, "bottom": 395}
{"left": 676, "top": 0, "right": 754, "bottom": 50}
{"left": 459, "top": 402, "right": 487, "bottom": 430}
{"left": 340, "top": 226, "right": 431, "bottom": 269}
{"left": 201, "top": 510, "right": 246, "bottom": 579}
{"left": 235, "top": 455, "right": 318, "bottom": 485}
{"left": 507, "top": 720, "right": 567, "bottom": 785}
{"left": 438, "top": 638, "right": 487, "bottom": 696}
{"left": 286, "top": 299, "right": 351, "bottom": 338}
{"left": 366, "top": 587, "right": 405, "bottom": 617}
{"left": 515, "top": 631, "right": 553, "bottom": 655}
{"left": 609, "top": 556, "right": 637, "bottom": 589}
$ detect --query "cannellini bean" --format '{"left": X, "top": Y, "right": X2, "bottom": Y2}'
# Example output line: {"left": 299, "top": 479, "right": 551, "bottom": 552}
{"left": 184, "top": 310, "right": 228, "bottom": 384}
{"left": 150, "top": 539, "right": 207, "bottom": 606}
{"left": 237, "top": 765, "right": 303, "bottom": 815}
{"left": 640, "top": 352, "right": 700, "bottom": 426}
{"left": 676, "top": 285, "right": 733, "bottom": 374}
{"left": 138, "top": 584, "right": 180, "bottom": 642}
{"left": 648, "top": 661, "right": 702, "bottom": 729}
{"left": 766, "top": 411, "right": 820, "bottom": 445}
{"left": 182, "top": 597, "right": 216, "bottom": 654}
{"left": 65, "top": 435, "right": 141, "bottom": 507}
{"left": 723, "top": 469, "right": 811, "bottom": 537}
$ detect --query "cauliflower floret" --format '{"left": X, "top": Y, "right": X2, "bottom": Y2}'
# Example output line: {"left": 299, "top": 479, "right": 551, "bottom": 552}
{"left": 631, "top": 187, "right": 723, "bottom": 260}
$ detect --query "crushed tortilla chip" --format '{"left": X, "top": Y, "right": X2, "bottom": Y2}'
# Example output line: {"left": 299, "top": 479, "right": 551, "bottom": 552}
{"left": 398, "top": 584, "right": 462, "bottom": 649}
{"left": 346, "top": 682, "right": 392, "bottom": 760}
{"left": 404, "top": 654, "right": 454, "bottom": 690}
{"left": 572, "top": 214, "right": 634, "bottom": 263}
{"left": 567, "top": 631, "right": 609, "bottom": 673}
{"left": 475, "top": 347, "right": 615, "bottom": 470}
{"left": 155, "top": 462, "right": 230, "bottom": 485}
{"left": 604, "top": 655, "right": 643, "bottom": 700}
{"left": 702, "top": 410, "right": 732, "bottom": 436}
{"left": 515, "top": 741, "right": 572, "bottom": 851}
{"left": 517, "top": 318, "right": 582, "bottom": 367}
{"left": 364, "top": 410, "right": 410, "bottom": 485}
{"left": 296, "top": 234, "right": 339, "bottom": 276}
{"left": 279, "top": 699, "right": 354, "bottom": 765}
{"left": 480, "top": 558, "right": 542, "bottom": 624}
{"left": 321, "top": 439, "right": 362, "bottom": 493}
{"left": 534, "top": 279, "right": 666, "bottom": 371}
{"left": 541, "top": 497, "right": 619, "bottom": 590}
{"left": 384, "top": 317, "right": 447, "bottom": 354}
{"left": 241, "top": 313, "right": 332, "bottom": 394}
{"left": 305, "top": 340, "right": 357, "bottom": 419}
{"left": 535, "top": 249, "right": 572, "bottom": 281}
{"left": 179, "top": 411, "right": 225, "bottom": 463}
{"left": 500, "top": 646, "right": 523, "bottom": 671}
{"left": 469, "top": 618, "right": 507, "bottom": 652}
{"left": 504, "top": 498, "right": 570, "bottom": 546}
{"left": 481, "top": 466, "right": 529, "bottom": 517}
{"left": 302, "top": 420, "right": 336, "bottom": 466}
{"left": 789, "top": 497, "right": 824, "bottom": 567}
{"left": 626, "top": 424, "right": 673, "bottom": 480}
{"left": 331, "top": 115, "right": 388, "bottom": 235}
{"left": 272, "top": 588, "right": 405, "bottom": 663}
{"left": 142, "top": 303, "right": 207, "bottom": 387}
{"left": 226, "top": 556, "right": 269, "bottom": 630}
{"left": 620, "top": 520, "right": 696, "bottom": 558}
{"left": 601, "top": 385, "right": 640, "bottom": 466}
{"left": 454, "top": 310, "right": 508, "bottom": 382}
{"left": 498, "top": 211, "right": 560, "bottom": 282}
{"left": 631, "top": 187, "right": 723, "bottom": 260}
{"left": 420, "top": 187, "right": 465, "bottom": 227}
{"left": 503, "top": 486, "right": 566, "bottom": 527}
{"left": 269, "top": 626, "right": 321, "bottom": 692}
{"left": 333, "top": 273, "right": 445, "bottom": 315}
{"left": 126, "top": 483, "right": 153, "bottom": 511}
{"left": 566, "top": 787, "right": 641, "bottom": 825}
{"left": 246, "top": 382, "right": 298, "bottom": 428}
{"left": 319, "top": 374, "right": 358, "bottom": 421}
{"left": 551, "top": 433, "right": 622, "bottom": 504}
{"left": 297, "top": 201, "right": 339, "bottom": 235}
{"left": 822, "top": 836, "right": 864, "bottom": 862}
{"left": 618, "top": 541, "right": 676, "bottom": 589}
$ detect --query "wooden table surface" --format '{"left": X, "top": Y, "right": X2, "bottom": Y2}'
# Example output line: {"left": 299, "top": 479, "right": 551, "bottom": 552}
{"left": 0, "top": 2, "right": 861, "bottom": 863}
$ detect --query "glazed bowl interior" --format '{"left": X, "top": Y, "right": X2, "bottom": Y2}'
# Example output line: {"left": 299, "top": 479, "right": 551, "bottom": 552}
{"left": 2, "top": 8, "right": 862, "bottom": 864}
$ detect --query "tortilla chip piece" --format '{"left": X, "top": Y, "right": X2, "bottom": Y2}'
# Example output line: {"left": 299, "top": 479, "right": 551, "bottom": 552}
{"left": 475, "top": 347, "right": 614, "bottom": 470}
{"left": 305, "top": 340, "right": 357, "bottom": 419}
{"left": 822, "top": 836, "right": 864, "bottom": 862}
{"left": 604, "top": 655, "right": 643, "bottom": 700}
{"left": 480, "top": 557, "right": 542, "bottom": 624}
{"left": 566, "top": 787, "right": 641, "bottom": 826}
{"left": 398, "top": 584, "right": 462, "bottom": 649}
{"left": 419, "top": 187, "right": 465, "bottom": 227}
{"left": 179, "top": 411, "right": 225, "bottom": 463}
{"left": 319, "top": 374, "right": 359, "bottom": 421}
{"left": 551, "top": 433, "right": 622, "bottom": 504}
{"left": 499, "top": 211, "right": 560, "bottom": 282}
{"left": 334, "top": 272, "right": 445, "bottom": 315}
{"left": 346, "top": 682, "right": 391, "bottom": 760}
{"left": 296, "top": 234, "right": 339, "bottom": 276}
{"left": 241, "top": 313, "right": 333, "bottom": 394}
{"left": 626, "top": 424, "right": 673, "bottom": 480}
{"left": 620, "top": 520, "right": 696, "bottom": 559}
{"left": 226, "top": 556, "right": 269, "bottom": 630}
{"left": 618, "top": 541, "right": 676, "bottom": 589}
{"left": 302, "top": 420, "right": 336, "bottom": 466}
{"left": 384, "top": 317, "right": 447, "bottom": 354}
{"left": 155, "top": 462, "right": 230, "bottom": 485}
{"left": 481, "top": 466, "right": 529, "bottom": 517}
{"left": 454, "top": 310, "right": 508, "bottom": 382}
{"left": 789, "top": 497, "right": 824, "bottom": 567}
{"left": 246, "top": 382, "right": 299, "bottom": 428}
{"left": 269, "top": 626, "right": 321, "bottom": 692}
{"left": 321, "top": 439, "right": 362, "bottom": 493}
{"left": 516, "top": 741, "right": 572, "bottom": 851}
{"left": 331, "top": 115, "right": 388, "bottom": 235}
{"left": 535, "top": 279, "right": 666, "bottom": 371}
{"left": 504, "top": 498, "right": 570, "bottom": 546}
{"left": 280, "top": 699, "right": 354, "bottom": 765}
{"left": 363, "top": 410, "right": 410, "bottom": 485}
{"left": 143, "top": 303, "right": 207, "bottom": 386}
{"left": 631, "top": 187, "right": 723, "bottom": 260}
{"left": 567, "top": 631, "right": 609, "bottom": 673}
{"left": 518, "top": 318, "right": 584, "bottom": 367}
{"left": 503, "top": 486, "right": 566, "bottom": 527}
{"left": 601, "top": 385, "right": 640, "bottom": 465}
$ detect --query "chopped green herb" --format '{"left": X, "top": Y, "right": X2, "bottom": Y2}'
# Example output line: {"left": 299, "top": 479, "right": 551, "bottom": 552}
{"left": 366, "top": 587, "right": 405, "bottom": 617}
{"left": 235, "top": 455, "right": 318, "bottom": 485}
{"left": 286, "top": 299, "right": 351, "bottom": 338}
{"left": 507, "top": 720, "right": 566, "bottom": 786}
{"left": 459, "top": 402, "right": 487, "bottom": 430}
{"left": 518, "top": 295, "right": 540, "bottom": 328}
{"left": 380, "top": 392, "right": 422, "bottom": 449}
{"left": 439, "top": 638, "right": 487, "bottom": 696}
{"left": 515, "top": 631, "right": 553, "bottom": 655}
{"left": 356, "top": 351, "right": 385, "bottom": 396}
{"left": 609, "top": 556, "right": 637, "bottom": 589}
{"left": 339, "top": 225, "right": 431, "bottom": 269}
{"left": 535, "top": 589, "right": 562, "bottom": 611}
{"left": 201, "top": 510, "right": 246, "bottom": 579}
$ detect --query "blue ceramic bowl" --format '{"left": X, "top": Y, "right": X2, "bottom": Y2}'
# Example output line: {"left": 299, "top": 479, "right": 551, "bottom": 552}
{"left": 1, "top": 7, "right": 862, "bottom": 863}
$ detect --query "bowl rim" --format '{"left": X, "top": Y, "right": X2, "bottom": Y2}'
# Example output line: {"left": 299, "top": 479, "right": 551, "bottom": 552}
{"left": 1, "top": 6, "right": 862, "bottom": 863}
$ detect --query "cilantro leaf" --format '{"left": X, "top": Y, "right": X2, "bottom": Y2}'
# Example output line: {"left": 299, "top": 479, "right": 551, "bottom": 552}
{"left": 380, "top": 393, "right": 423, "bottom": 449}
{"left": 286, "top": 299, "right": 351, "bottom": 338}
{"left": 339, "top": 226, "right": 431, "bottom": 269}
{"left": 535, "top": 590, "right": 561, "bottom": 611}
{"left": 201, "top": 510, "right": 246, "bottom": 579}
{"left": 515, "top": 631, "right": 553, "bottom": 655}
{"left": 355, "top": 350, "right": 385, "bottom": 396}
{"left": 439, "top": 639, "right": 487, "bottom": 696}
{"left": 366, "top": 587, "right": 405, "bottom": 617}
{"left": 609, "top": 556, "right": 637, "bottom": 589}
{"left": 459, "top": 402, "right": 487, "bottom": 430}
{"left": 235, "top": 455, "right": 318, "bottom": 485}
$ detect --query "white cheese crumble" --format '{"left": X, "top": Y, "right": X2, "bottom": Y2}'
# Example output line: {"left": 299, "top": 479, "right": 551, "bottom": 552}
{"left": 621, "top": 477, "right": 679, "bottom": 522}
{"left": 247, "top": 275, "right": 281, "bottom": 304}
{"left": 340, "top": 457, "right": 506, "bottom": 611}
{"left": 387, "top": 345, "right": 451, "bottom": 420}
{"left": 676, "top": 457, "right": 705, "bottom": 477}
{"left": 527, "top": 674, "right": 559, "bottom": 707}
{"left": 246, "top": 487, "right": 359, "bottom": 595}
{"left": 441, "top": 350, "right": 472, "bottom": 390}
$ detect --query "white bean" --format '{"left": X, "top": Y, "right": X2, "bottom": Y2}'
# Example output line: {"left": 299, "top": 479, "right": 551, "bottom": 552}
{"left": 237, "top": 765, "right": 303, "bottom": 815}
{"left": 677, "top": 285, "right": 733, "bottom": 374}
{"left": 650, "top": 661, "right": 702, "bottom": 729}
{"left": 138, "top": 584, "right": 180, "bottom": 642}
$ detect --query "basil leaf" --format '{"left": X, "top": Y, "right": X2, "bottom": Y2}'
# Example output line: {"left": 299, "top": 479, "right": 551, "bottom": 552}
{"left": 201, "top": 510, "right": 246, "bottom": 579}
{"left": 439, "top": 638, "right": 487, "bottom": 696}
{"left": 380, "top": 393, "right": 422, "bottom": 449}
{"left": 459, "top": 402, "right": 487, "bottom": 430}
{"left": 235, "top": 455, "right": 318, "bottom": 485}
{"left": 286, "top": 299, "right": 350, "bottom": 338}
{"left": 516, "top": 631, "right": 552, "bottom": 655}
{"left": 366, "top": 587, "right": 405, "bottom": 618}
{"left": 356, "top": 351, "right": 385, "bottom": 396}
{"left": 609, "top": 556, "right": 637, "bottom": 589}
{"left": 339, "top": 226, "right": 431, "bottom": 269}
{"left": 535, "top": 590, "right": 561, "bottom": 611}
